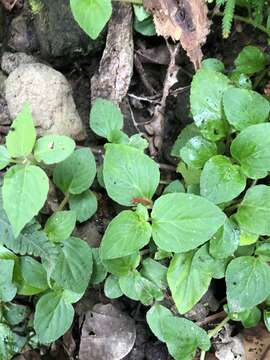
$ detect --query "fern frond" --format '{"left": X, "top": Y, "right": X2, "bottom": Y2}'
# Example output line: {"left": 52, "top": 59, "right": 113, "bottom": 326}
{"left": 222, "top": 0, "right": 236, "bottom": 38}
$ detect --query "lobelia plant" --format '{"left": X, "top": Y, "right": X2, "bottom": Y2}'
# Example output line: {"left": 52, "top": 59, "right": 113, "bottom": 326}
{"left": 1, "top": 45, "right": 270, "bottom": 359}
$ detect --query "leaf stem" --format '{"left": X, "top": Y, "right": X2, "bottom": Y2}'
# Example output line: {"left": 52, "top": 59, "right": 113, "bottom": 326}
{"left": 200, "top": 316, "right": 230, "bottom": 360}
{"left": 56, "top": 193, "right": 69, "bottom": 212}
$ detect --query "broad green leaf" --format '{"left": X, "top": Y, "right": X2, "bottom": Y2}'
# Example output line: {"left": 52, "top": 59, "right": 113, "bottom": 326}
{"left": 100, "top": 210, "right": 151, "bottom": 259}
{"left": 239, "top": 229, "right": 259, "bottom": 246}
{"left": 134, "top": 16, "right": 156, "bottom": 36}
{"left": 45, "top": 211, "right": 76, "bottom": 243}
{"left": 167, "top": 251, "right": 212, "bottom": 314}
{"left": 171, "top": 123, "right": 201, "bottom": 157}
{"left": 180, "top": 136, "right": 217, "bottom": 169}
{"left": 104, "top": 274, "right": 123, "bottom": 299}
{"left": 3, "top": 165, "right": 49, "bottom": 237}
{"left": 34, "top": 290, "right": 74, "bottom": 343}
{"left": 6, "top": 103, "right": 36, "bottom": 158}
{"left": 163, "top": 180, "right": 185, "bottom": 195}
{"left": 190, "top": 69, "right": 231, "bottom": 141}
{"left": 229, "top": 72, "right": 252, "bottom": 90}
{"left": 255, "top": 242, "right": 270, "bottom": 261}
{"left": 154, "top": 249, "right": 172, "bottom": 260}
{"left": 151, "top": 193, "right": 225, "bottom": 252}
{"left": 53, "top": 148, "right": 96, "bottom": 195}
{"left": 102, "top": 252, "right": 140, "bottom": 276}
{"left": 0, "top": 259, "right": 16, "bottom": 302}
{"left": 140, "top": 258, "right": 167, "bottom": 290}
{"left": 52, "top": 237, "right": 92, "bottom": 293}
{"left": 0, "top": 323, "right": 25, "bottom": 360}
{"left": 128, "top": 134, "right": 148, "bottom": 152}
{"left": 15, "top": 256, "right": 48, "bottom": 295}
{"left": 103, "top": 143, "right": 160, "bottom": 206}
{"left": 90, "top": 248, "right": 107, "bottom": 285}
{"left": 62, "top": 289, "right": 85, "bottom": 303}
{"left": 34, "top": 135, "right": 75, "bottom": 164}
{"left": 225, "top": 305, "right": 261, "bottom": 328}
{"left": 223, "top": 88, "right": 270, "bottom": 131}
{"left": 235, "top": 185, "right": 270, "bottom": 235}
{"left": 119, "top": 271, "right": 163, "bottom": 305}
{"left": 234, "top": 46, "right": 267, "bottom": 75}
{"left": 69, "top": 190, "right": 97, "bottom": 223}
{"left": 177, "top": 162, "right": 201, "bottom": 186}
{"left": 146, "top": 304, "right": 210, "bottom": 360}
{"left": 70, "top": 0, "right": 112, "bottom": 40}
{"left": 200, "top": 155, "right": 246, "bottom": 204}
{"left": 231, "top": 123, "right": 270, "bottom": 179}
{"left": 226, "top": 256, "right": 270, "bottom": 312}
{"left": 210, "top": 218, "right": 240, "bottom": 259}
{"left": 133, "top": 4, "right": 151, "bottom": 21}
{"left": 201, "top": 58, "right": 225, "bottom": 72}
{"left": 3, "top": 303, "right": 30, "bottom": 326}
{"left": 0, "top": 145, "right": 10, "bottom": 170}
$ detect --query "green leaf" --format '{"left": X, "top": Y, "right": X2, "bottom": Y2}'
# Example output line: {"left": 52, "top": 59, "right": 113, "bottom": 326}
{"left": 34, "top": 290, "right": 74, "bottom": 343}
{"left": 34, "top": 135, "right": 75, "bottom": 165}
{"left": 45, "top": 211, "right": 76, "bottom": 243}
{"left": 229, "top": 72, "right": 252, "bottom": 90}
{"left": 180, "top": 136, "right": 218, "bottom": 169}
{"left": 100, "top": 210, "right": 151, "bottom": 259}
{"left": 0, "top": 146, "right": 10, "bottom": 170}
{"left": 167, "top": 251, "right": 212, "bottom": 314}
{"left": 201, "top": 58, "right": 225, "bottom": 72}
{"left": 134, "top": 16, "right": 156, "bottom": 36}
{"left": 128, "top": 134, "right": 148, "bottom": 152}
{"left": 90, "top": 248, "right": 107, "bottom": 285}
{"left": 234, "top": 46, "right": 267, "bottom": 75}
{"left": 223, "top": 88, "right": 270, "bottom": 131}
{"left": 140, "top": 258, "right": 167, "bottom": 290}
{"left": 70, "top": 0, "right": 112, "bottom": 40}
{"left": 210, "top": 218, "right": 240, "bottom": 259}
{"left": 239, "top": 229, "right": 258, "bottom": 246}
{"left": 177, "top": 162, "right": 201, "bottom": 186}
{"left": 235, "top": 185, "right": 270, "bottom": 236}
{"left": 225, "top": 305, "right": 261, "bottom": 328}
{"left": 231, "top": 123, "right": 270, "bottom": 179}
{"left": 119, "top": 270, "right": 163, "bottom": 305}
{"left": 0, "top": 259, "right": 16, "bottom": 302}
{"left": 226, "top": 256, "right": 270, "bottom": 312}
{"left": 255, "top": 242, "right": 270, "bottom": 261}
{"left": 90, "top": 98, "right": 123, "bottom": 138}
{"left": 107, "top": 129, "right": 129, "bottom": 144}
{"left": 53, "top": 148, "right": 96, "bottom": 195}
{"left": 3, "top": 165, "right": 49, "bottom": 237}
{"left": 15, "top": 256, "right": 48, "bottom": 295}
{"left": 133, "top": 4, "right": 151, "bottom": 21}
{"left": 69, "top": 190, "right": 97, "bottom": 223}
{"left": 190, "top": 69, "right": 231, "bottom": 141}
{"left": 3, "top": 303, "right": 30, "bottom": 326}
{"left": 171, "top": 123, "right": 201, "bottom": 157}
{"left": 264, "top": 309, "right": 270, "bottom": 331}
{"left": 151, "top": 193, "right": 225, "bottom": 252}
{"left": 102, "top": 252, "right": 140, "bottom": 276}
{"left": 200, "top": 155, "right": 246, "bottom": 204}
{"left": 103, "top": 143, "right": 160, "bottom": 206}
{"left": 104, "top": 274, "right": 123, "bottom": 299}
{"left": 6, "top": 103, "right": 36, "bottom": 158}
{"left": 52, "top": 237, "right": 92, "bottom": 293}
{"left": 0, "top": 323, "right": 25, "bottom": 360}
{"left": 146, "top": 304, "right": 210, "bottom": 360}
{"left": 163, "top": 180, "right": 185, "bottom": 195}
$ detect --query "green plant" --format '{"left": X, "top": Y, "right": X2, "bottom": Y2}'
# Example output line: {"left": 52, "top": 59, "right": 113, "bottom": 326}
{"left": 1, "top": 45, "right": 270, "bottom": 359}
{"left": 0, "top": 104, "right": 97, "bottom": 354}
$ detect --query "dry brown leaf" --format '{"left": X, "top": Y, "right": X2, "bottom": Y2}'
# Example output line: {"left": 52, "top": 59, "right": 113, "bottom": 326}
{"left": 144, "top": 0, "right": 210, "bottom": 68}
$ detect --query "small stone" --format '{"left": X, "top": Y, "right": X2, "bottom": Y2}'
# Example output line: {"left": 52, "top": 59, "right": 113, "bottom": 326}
{"left": 1, "top": 52, "right": 38, "bottom": 74}
{"left": 5, "top": 63, "right": 86, "bottom": 140}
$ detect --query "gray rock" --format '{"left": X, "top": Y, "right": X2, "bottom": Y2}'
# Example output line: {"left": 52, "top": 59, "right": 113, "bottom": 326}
{"left": 32, "top": 0, "right": 104, "bottom": 60}
{"left": 0, "top": 96, "right": 10, "bottom": 125}
{"left": 5, "top": 63, "right": 86, "bottom": 140}
{"left": 1, "top": 52, "right": 38, "bottom": 74}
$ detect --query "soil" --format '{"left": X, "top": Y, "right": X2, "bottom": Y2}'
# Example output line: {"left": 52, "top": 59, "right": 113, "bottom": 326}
{"left": 1, "top": 1, "right": 269, "bottom": 360}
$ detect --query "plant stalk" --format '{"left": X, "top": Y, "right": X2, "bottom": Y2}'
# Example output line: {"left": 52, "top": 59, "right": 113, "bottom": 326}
{"left": 56, "top": 193, "right": 69, "bottom": 212}
{"left": 200, "top": 316, "right": 230, "bottom": 360}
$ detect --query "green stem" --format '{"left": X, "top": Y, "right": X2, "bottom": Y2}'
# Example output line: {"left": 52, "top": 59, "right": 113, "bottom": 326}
{"left": 113, "top": 0, "right": 143, "bottom": 4}
{"left": 200, "top": 316, "right": 230, "bottom": 360}
{"left": 214, "top": 12, "right": 270, "bottom": 36}
{"left": 56, "top": 193, "right": 69, "bottom": 212}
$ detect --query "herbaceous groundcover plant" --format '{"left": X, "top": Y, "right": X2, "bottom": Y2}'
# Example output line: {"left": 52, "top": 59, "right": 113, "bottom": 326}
{"left": 1, "top": 45, "right": 270, "bottom": 360}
